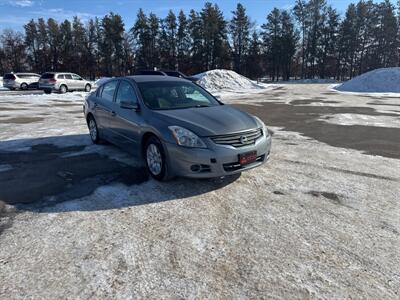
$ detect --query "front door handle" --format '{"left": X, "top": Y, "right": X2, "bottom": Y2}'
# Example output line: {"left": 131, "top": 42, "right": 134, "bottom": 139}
{"left": 111, "top": 111, "right": 116, "bottom": 117}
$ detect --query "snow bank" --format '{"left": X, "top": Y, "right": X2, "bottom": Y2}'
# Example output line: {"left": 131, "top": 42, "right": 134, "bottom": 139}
{"left": 194, "top": 69, "right": 264, "bottom": 92}
{"left": 335, "top": 68, "right": 400, "bottom": 93}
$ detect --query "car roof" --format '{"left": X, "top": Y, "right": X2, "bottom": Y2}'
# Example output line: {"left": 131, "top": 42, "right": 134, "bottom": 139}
{"left": 126, "top": 75, "right": 190, "bottom": 83}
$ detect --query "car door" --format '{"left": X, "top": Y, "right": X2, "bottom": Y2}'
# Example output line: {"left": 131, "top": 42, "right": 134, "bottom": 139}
{"left": 72, "top": 74, "right": 85, "bottom": 90}
{"left": 63, "top": 74, "right": 73, "bottom": 89}
{"left": 94, "top": 80, "right": 118, "bottom": 139}
{"left": 111, "top": 79, "right": 142, "bottom": 154}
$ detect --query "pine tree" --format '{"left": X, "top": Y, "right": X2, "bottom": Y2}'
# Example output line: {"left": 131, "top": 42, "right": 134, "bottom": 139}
{"left": 230, "top": 3, "right": 251, "bottom": 74}
{"left": 24, "top": 19, "right": 39, "bottom": 71}
{"left": 200, "top": 2, "right": 229, "bottom": 70}
{"left": 47, "top": 18, "right": 61, "bottom": 71}
{"left": 163, "top": 10, "right": 178, "bottom": 69}
{"left": 59, "top": 20, "right": 73, "bottom": 71}
{"left": 188, "top": 9, "right": 203, "bottom": 73}
{"left": 177, "top": 10, "right": 190, "bottom": 71}
{"left": 246, "top": 32, "right": 264, "bottom": 79}
{"left": 131, "top": 9, "right": 151, "bottom": 69}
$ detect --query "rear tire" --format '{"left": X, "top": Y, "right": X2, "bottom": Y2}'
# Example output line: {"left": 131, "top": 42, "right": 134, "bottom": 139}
{"left": 87, "top": 115, "right": 100, "bottom": 144}
{"left": 44, "top": 89, "right": 52, "bottom": 94}
{"left": 20, "top": 83, "right": 28, "bottom": 90}
{"left": 85, "top": 84, "right": 91, "bottom": 92}
{"left": 59, "top": 85, "right": 67, "bottom": 94}
{"left": 144, "top": 136, "right": 171, "bottom": 181}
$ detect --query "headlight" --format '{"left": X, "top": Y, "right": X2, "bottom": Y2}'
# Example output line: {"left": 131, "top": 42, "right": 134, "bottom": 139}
{"left": 254, "top": 116, "right": 269, "bottom": 137}
{"left": 168, "top": 126, "right": 207, "bottom": 148}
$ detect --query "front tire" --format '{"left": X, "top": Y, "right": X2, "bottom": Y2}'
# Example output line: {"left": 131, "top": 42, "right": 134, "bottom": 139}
{"left": 145, "top": 136, "right": 170, "bottom": 181}
{"left": 87, "top": 116, "right": 100, "bottom": 144}
{"left": 85, "top": 84, "right": 91, "bottom": 92}
{"left": 59, "top": 85, "right": 67, "bottom": 94}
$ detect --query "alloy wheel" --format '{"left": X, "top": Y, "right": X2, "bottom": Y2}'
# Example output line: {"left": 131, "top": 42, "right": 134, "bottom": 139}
{"left": 146, "top": 143, "right": 162, "bottom": 175}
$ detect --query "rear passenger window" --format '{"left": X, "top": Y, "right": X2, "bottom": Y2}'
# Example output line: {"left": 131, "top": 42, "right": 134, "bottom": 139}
{"left": 64, "top": 74, "right": 72, "bottom": 79}
{"left": 101, "top": 81, "right": 118, "bottom": 102}
{"left": 115, "top": 81, "right": 137, "bottom": 104}
{"left": 57, "top": 74, "right": 65, "bottom": 79}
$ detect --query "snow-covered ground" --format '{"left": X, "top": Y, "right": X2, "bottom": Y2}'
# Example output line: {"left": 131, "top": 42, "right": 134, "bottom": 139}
{"left": 0, "top": 83, "right": 399, "bottom": 298}
{"left": 335, "top": 67, "right": 400, "bottom": 93}
{"left": 320, "top": 113, "right": 400, "bottom": 128}
{"left": 0, "top": 91, "right": 89, "bottom": 140}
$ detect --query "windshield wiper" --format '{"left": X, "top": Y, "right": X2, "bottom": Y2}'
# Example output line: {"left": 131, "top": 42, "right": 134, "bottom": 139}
{"left": 193, "top": 104, "right": 210, "bottom": 108}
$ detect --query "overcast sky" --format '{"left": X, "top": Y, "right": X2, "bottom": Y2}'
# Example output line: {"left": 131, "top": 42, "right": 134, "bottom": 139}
{"left": 0, "top": 0, "right": 396, "bottom": 31}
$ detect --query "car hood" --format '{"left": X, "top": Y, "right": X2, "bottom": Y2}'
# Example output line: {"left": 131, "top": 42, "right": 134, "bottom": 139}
{"left": 152, "top": 105, "right": 259, "bottom": 136}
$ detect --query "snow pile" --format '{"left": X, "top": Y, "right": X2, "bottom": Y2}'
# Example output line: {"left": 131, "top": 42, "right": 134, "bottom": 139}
{"left": 194, "top": 69, "right": 264, "bottom": 92}
{"left": 335, "top": 68, "right": 400, "bottom": 93}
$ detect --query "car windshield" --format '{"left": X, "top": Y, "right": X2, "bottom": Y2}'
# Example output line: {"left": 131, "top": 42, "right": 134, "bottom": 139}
{"left": 137, "top": 81, "right": 220, "bottom": 110}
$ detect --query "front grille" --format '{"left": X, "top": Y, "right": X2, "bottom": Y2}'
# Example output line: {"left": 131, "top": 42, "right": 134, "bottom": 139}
{"left": 210, "top": 128, "right": 263, "bottom": 148}
{"left": 223, "top": 155, "right": 265, "bottom": 172}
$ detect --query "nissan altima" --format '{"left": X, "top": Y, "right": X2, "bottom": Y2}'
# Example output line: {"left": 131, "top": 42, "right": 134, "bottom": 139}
{"left": 84, "top": 76, "right": 271, "bottom": 180}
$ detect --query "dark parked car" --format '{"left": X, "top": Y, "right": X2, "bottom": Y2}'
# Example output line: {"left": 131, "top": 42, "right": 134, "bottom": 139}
{"left": 84, "top": 76, "right": 271, "bottom": 180}
{"left": 135, "top": 69, "right": 198, "bottom": 82}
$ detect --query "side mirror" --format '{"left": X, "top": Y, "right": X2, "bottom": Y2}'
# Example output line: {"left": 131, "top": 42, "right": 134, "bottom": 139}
{"left": 120, "top": 101, "right": 139, "bottom": 111}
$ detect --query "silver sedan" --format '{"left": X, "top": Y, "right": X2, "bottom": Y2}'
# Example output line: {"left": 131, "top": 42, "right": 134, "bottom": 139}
{"left": 84, "top": 76, "right": 271, "bottom": 180}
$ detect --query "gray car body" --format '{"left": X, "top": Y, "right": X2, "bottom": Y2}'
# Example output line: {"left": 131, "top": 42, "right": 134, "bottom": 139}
{"left": 84, "top": 75, "right": 271, "bottom": 178}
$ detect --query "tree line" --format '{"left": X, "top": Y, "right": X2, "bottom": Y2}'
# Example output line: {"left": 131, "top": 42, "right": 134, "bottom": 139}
{"left": 0, "top": 0, "right": 399, "bottom": 81}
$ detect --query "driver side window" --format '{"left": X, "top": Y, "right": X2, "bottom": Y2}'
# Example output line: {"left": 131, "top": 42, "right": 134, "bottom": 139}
{"left": 115, "top": 81, "right": 138, "bottom": 104}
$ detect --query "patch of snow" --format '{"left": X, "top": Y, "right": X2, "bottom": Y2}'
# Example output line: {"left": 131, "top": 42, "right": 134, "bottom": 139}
{"left": 334, "top": 68, "right": 400, "bottom": 93}
{"left": 194, "top": 69, "right": 265, "bottom": 92}
{"left": 194, "top": 69, "right": 281, "bottom": 102}
{"left": 319, "top": 113, "right": 400, "bottom": 128}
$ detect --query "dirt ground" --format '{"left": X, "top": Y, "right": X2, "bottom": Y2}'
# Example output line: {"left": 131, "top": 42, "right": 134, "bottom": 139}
{"left": 0, "top": 84, "right": 399, "bottom": 299}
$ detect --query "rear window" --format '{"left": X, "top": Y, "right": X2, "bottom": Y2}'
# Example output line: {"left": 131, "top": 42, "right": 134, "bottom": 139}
{"left": 4, "top": 74, "right": 16, "bottom": 80}
{"left": 41, "top": 73, "right": 55, "bottom": 79}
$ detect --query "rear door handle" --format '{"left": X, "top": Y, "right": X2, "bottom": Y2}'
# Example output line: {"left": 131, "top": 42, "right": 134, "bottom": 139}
{"left": 111, "top": 111, "right": 116, "bottom": 117}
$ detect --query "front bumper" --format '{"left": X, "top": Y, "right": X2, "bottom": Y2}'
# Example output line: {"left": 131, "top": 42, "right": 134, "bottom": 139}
{"left": 164, "top": 134, "right": 271, "bottom": 178}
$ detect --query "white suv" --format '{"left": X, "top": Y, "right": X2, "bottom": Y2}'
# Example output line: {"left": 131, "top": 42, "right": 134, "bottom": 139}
{"left": 3, "top": 73, "right": 40, "bottom": 90}
{"left": 39, "top": 72, "right": 92, "bottom": 94}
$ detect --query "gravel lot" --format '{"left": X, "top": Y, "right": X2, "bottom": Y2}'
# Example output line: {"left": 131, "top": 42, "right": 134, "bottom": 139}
{"left": 0, "top": 84, "right": 399, "bottom": 299}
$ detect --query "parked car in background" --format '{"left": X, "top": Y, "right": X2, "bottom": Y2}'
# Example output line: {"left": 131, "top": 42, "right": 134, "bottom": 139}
{"left": 2, "top": 73, "right": 41, "bottom": 90}
{"left": 159, "top": 69, "right": 198, "bottom": 82}
{"left": 39, "top": 72, "right": 92, "bottom": 94}
{"left": 84, "top": 75, "right": 271, "bottom": 180}
{"left": 134, "top": 69, "right": 198, "bottom": 82}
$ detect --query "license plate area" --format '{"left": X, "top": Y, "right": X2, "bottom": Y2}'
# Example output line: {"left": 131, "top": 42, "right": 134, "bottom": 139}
{"left": 239, "top": 151, "right": 257, "bottom": 165}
